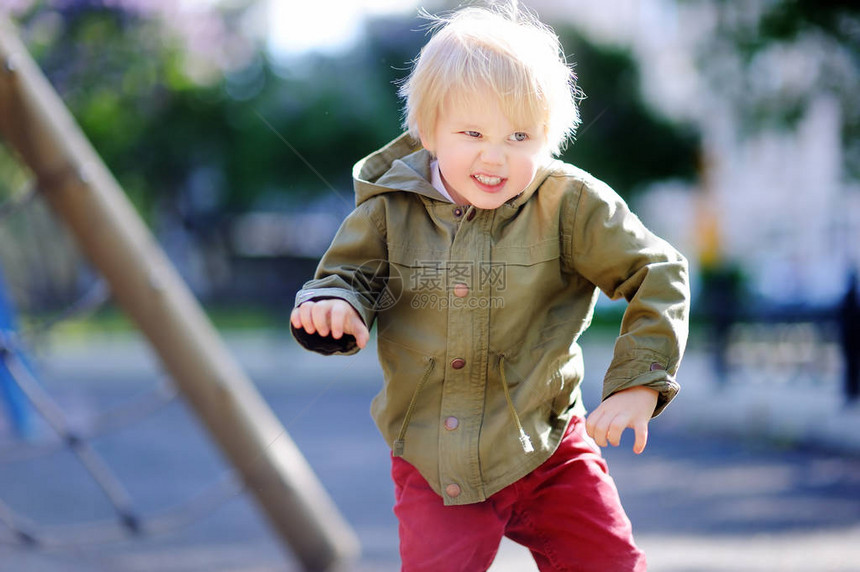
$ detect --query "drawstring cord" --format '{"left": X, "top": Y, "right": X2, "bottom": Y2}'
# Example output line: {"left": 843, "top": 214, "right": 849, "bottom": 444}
{"left": 393, "top": 357, "right": 435, "bottom": 457}
{"left": 499, "top": 354, "right": 534, "bottom": 454}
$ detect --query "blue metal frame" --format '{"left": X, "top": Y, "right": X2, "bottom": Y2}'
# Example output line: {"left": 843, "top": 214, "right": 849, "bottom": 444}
{"left": 0, "top": 265, "right": 32, "bottom": 438}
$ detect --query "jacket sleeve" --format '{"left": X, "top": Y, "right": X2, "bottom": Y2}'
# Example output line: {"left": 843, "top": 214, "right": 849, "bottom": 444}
{"left": 291, "top": 197, "right": 388, "bottom": 356}
{"left": 565, "top": 176, "right": 690, "bottom": 416}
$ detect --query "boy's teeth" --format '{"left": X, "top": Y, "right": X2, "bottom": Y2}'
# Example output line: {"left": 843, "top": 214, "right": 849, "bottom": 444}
{"left": 475, "top": 174, "right": 502, "bottom": 185}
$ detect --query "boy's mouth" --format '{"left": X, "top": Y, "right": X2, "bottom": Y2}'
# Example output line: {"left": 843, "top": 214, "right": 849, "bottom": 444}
{"left": 473, "top": 173, "right": 505, "bottom": 188}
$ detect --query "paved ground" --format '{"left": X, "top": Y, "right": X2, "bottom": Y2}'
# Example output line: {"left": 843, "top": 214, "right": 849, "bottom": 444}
{"left": 1, "top": 331, "right": 859, "bottom": 571}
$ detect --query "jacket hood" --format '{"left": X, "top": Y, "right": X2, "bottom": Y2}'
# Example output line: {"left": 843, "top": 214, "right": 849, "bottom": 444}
{"left": 352, "top": 132, "right": 555, "bottom": 208}
{"left": 352, "top": 133, "right": 438, "bottom": 207}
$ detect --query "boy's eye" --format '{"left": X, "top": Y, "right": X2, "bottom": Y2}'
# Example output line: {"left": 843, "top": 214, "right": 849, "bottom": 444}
{"left": 510, "top": 132, "right": 529, "bottom": 142}
{"left": 462, "top": 131, "right": 481, "bottom": 138}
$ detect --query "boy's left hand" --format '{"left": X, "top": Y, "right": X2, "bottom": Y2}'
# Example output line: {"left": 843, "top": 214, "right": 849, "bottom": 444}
{"left": 585, "top": 386, "right": 659, "bottom": 454}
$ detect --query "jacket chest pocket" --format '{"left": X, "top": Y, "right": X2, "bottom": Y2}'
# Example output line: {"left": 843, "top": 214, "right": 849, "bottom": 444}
{"left": 490, "top": 239, "right": 562, "bottom": 293}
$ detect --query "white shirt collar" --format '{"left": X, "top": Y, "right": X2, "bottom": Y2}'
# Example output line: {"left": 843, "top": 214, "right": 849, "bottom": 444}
{"left": 429, "top": 159, "right": 455, "bottom": 203}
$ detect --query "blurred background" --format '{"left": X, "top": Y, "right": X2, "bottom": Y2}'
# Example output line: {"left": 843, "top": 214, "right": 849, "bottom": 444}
{"left": 0, "top": 0, "right": 858, "bottom": 571}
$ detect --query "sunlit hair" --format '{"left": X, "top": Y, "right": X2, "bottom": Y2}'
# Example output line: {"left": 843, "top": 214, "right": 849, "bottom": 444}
{"left": 399, "top": 3, "right": 581, "bottom": 157}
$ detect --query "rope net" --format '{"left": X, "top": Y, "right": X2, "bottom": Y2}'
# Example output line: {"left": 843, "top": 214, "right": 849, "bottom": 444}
{"left": 0, "top": 152, "right": 247, "bottom": 552}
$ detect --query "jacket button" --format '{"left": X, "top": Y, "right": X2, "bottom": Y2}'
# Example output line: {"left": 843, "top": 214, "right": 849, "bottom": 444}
{"left": 444, "top": 416, "right": 459, "bottom": 430}
{"left": 451, "top": 358, "right": 466, "bottom": 369}
{"left": 466, "top": 208, "right": 477, "bottom": 221}
{"left": 650, "top": 362, "right": 666, "bottom": 372}
{"left": 445, "top": 483, "right": 461, "bottom": 498}
{"left": 453, "top": 283, "right": 469, "bottom": 298}
{"left": 453, "top": 207, "right": 463, "bottom": 217}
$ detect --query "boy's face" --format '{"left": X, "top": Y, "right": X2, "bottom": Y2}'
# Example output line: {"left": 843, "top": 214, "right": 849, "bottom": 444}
{"left": 421, "top": 89, "right": 548, "bottom": 209}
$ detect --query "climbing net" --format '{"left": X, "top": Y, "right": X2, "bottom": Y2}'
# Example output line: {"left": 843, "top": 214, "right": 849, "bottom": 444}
{"left": 0, "top": 154, "right": 246, "bottom": 553}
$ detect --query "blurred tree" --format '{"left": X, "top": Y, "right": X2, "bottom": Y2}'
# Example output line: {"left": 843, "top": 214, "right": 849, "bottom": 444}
{"left": 685, "top": 0, "right": 859, "bottom": 179}
{"left": 553, "top": 27, "right": 700, "bottom": 197}
{"left": 2, "top": 1, "right": 401, "bottom": 215}
{"left": 2, "top": 0, "right": 257, "bottom": 218}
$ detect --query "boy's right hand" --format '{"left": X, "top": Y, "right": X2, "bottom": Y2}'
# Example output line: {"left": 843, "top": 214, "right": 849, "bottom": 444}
{"left": 290, "top": 299, "right": 370, "bottom": 349}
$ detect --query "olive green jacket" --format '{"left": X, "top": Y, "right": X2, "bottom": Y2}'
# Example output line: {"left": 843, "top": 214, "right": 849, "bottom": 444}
{"left": 292, "top": 133, "right": 690, "bottom": 506}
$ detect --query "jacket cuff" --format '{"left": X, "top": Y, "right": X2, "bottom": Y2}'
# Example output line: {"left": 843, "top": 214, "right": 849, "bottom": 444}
{"left": 603, "top": 354, "right": 681, "bottom": 417}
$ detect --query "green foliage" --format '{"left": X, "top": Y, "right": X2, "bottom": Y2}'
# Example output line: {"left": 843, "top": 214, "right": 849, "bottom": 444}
{"left": 11, "top": 4, "right": 202, "bottom": 218}
{"left": 757, "top": 0, "right": 858, "bottom": 45}
{"left": 555, "top": 29, "right": 700, "bottom": 196}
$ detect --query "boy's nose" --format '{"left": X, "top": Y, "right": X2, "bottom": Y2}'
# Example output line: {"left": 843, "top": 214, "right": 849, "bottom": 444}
{"left": 480, "top": 145, "right": 504, "bottom": 165}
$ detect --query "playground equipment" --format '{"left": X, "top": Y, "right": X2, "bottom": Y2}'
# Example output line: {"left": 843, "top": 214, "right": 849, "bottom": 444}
{"left": 0, "top": 16, "right": 359, "bottom": 572}
{"left": 0, "top": 266, "right": 31, "bottom": 439}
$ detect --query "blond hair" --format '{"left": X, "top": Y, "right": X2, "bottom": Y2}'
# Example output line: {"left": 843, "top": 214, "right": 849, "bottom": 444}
{"left": 399, "top": 3, "right": 581, "bottom": 156}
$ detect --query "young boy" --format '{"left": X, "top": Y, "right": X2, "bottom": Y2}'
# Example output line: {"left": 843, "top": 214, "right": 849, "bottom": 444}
{"left": 291, "top": 4, "right": 689, "bottom": 571}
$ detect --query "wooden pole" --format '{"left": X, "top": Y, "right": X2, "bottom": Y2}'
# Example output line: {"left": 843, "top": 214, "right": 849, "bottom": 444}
{"left": 0, "top": 17, "right": 359, "bottom": 571}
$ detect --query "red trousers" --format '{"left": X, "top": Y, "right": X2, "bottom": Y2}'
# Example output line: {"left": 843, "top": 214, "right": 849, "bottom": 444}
{"left": 391, "top": 417, "right": 646, "bottom": 571}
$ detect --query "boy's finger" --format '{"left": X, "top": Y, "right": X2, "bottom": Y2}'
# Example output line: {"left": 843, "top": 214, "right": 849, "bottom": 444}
{"left": 348, "top": 314, "right": 370, "bottom": 348}
{"left": 298, "top": 303, "right": 316, "bottom": 334}
{"left": 290, "top": 308, "right": 302, "bottom": 329}
{"left": 585, "top": 412, "right": 608, "bottom": 447}
{"left": 606, "top": 417, "right": 626, "bottom": 447}
{"left": 329, "top": 304, "right": 346, "bottom": 339}
{"left": 310, "top": 302, "right": 332, "bottom": 336}
{"left": 632, "top": 421, "right": 649, "bottom": 455}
